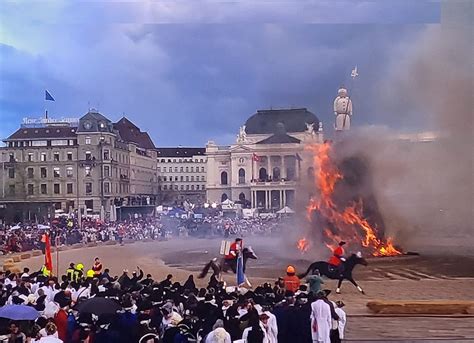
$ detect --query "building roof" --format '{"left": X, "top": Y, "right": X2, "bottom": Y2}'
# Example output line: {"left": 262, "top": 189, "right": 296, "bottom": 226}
{"left": 156, "top": 147, "right": 206, "bottom": 158}
{"left": 113, "top": 117, "right": 156, "bottom": 150}
{"left": 257, "top": 133, "right": 301, "bottom": 145}
{"left": 5, "top": 126, "right": 77, "bottom": 141}
{"left": 244, "top": 108, "right": 319, "bottom": 134}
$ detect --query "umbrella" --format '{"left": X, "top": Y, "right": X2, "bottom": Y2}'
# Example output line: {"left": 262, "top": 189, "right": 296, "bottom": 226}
{"left": 75, "top": 297, "right": 121, "bottom": 316}
{"left": 0, "top": 304, "right": 39, "bottom": 320}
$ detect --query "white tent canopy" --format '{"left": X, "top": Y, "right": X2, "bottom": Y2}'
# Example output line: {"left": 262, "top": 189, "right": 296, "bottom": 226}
{"left": 277, "top": 206, "right": 295, "bottom": 214}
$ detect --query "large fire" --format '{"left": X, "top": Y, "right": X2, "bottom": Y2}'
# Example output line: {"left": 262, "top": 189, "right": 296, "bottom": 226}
{"left": 300, "top": 141, "right": 401, "bottom": 257}
{"left": 297, "top": 238, "right": 310, "bottom": 253}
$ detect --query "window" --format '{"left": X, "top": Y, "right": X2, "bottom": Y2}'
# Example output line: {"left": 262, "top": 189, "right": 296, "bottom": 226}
{"left": 221, "top": 193, "right": 228, "bottom": 202}
{"left": 180, "top": 167, "right": 183, "bottom": 172}
{"left": 27, "top": 168, "right": 34, "bottom": 178}
{"left": 195, "top": 185, "right": 199, "bottom": 190}
{"left": 28, "top": 153, "right": 34, "bottom": 162}
{"left": 85, "top": 151, "right": 92, "bottom": 160}
{"left": 238, "top": 168, "right": 245, "bottom": 184}
{"left": 191, "top": 167, "right": 194, "bottom": 173}
{"left": 163, "top": 167, "right": 166, "bottom": 173}
{"left": 191, "top": 185, "right": 194, "bottom": 190}
{"left": 41, "top": 153, "right": 47, "bottom": 161}
{"left": 174, "top": 167, "right": 178, "bottom": 172}
{"left": 201, "top": 167, "right": 205, "bottom": 172}
{"left": 53, "top": 183, "right": 60, "bottom": 194}
{"left": 104, "top": 166, "right": 110, "bottom": 177}
{"left": 186, "top": 176, "right": 189, "bottom": 182}
{"left": 104, "top": 150, "right": 110, "bottom": 160}
{"left": 85, "top": 182, "right": 92, "bottom": 194}
{"left": 180, "top": 176, "right": 184, "bottom": 181}
{"left": 40, "top": 184, "right": 47, "bottom": 194}
{"left": 66, "top": 166, "right": 73, "bottom": 177}
{"left": 53, "top": 152, "right": 60, "bottom": 161}
{"left": 175, "top": 176, "right": 178, "bottom": 181}
{"left": 163, "top": 176, "right": 167, "bottom": 182}
{"left": 186, "top": 185, "right": 189, "bottom": 190}
{"left": 67, "top": 183, "right": 73, "bottom": 194}
{"left": 185, "top": 167, "right": 189, "bottom": 172}
{"left": 273, "top": 167, "right": 281, "bottom": 180}
{"left": 202, "top": 185, "right": 205, "bottom": 190}
{"left": 8, "top": 168, "right": 15, "bottom": 178}
{"left": 104, "top": 182, "right": 110, "bottom": 194}
{"left": 40, "top": 167, "right": 47, "bottom": 178}
{"left": 191, "top": 176, "right": 194, "bottom": 182}
{"left": 175, "top": 185, "right": 178, "bottom": 190}
{"left": 85, "top": 166, "right": 91, "bottom": 177}
{"left": 163, "top": 185, "right": 168, "bottom": 190}
{"left": 85, "top": 137, "right": 91, "bottom": 145}
{"left": 85, "top": 200, "right": 93, "bottom": 210}
{"left": 27, "top": 184, "right": 34, "bottom": 195}
{"left": 220, "top": 171, "right": 228, "bottom": 185}
{"left": 67, "top": 152, "right": 73, "bottom": 161}
{"left": 51, "top": 140, "right": 68, "bottom": 146}
{"left": 201, "top": 176, "right": 205, "bottom": 181}
{"left": 53, "top": 167, "right": 61, "bottom": 178}
{"left": 180, "top": 185, "right": 184, "bottom": 190}
{"left": 157, "top": 167, "right": 161, "bottom": 172}
{"left": 32, "top": 140, "right": 47, "bottom": 147}
{"left": 8, "top": 185, "right": 15, "bottom": 195}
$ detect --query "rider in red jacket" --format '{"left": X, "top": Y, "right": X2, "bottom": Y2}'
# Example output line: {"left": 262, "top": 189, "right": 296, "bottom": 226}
{"left": 328, "top": 241, "right": 346, "bottom": 274}
{"left": 225, "top": 238, "right": 242, "bottom": 260}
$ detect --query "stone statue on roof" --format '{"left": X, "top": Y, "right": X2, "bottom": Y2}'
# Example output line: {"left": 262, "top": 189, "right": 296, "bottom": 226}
{"left": 305, "top": 122, "right": 315, "bottom": 135}
{"left": 237, "top": 125, "right": 247, "bottom": 143}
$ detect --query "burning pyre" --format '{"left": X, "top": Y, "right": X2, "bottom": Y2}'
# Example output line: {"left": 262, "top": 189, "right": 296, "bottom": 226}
{"left": 300, "top": 141, "right": 401, "bottom": 257}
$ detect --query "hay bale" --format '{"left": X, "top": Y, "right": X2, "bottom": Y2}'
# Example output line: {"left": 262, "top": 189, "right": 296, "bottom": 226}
{"left": 367, "top": 300, "right": 474, "bottom": 315}
{"left": 20, "top": 253, "right": 31, "bottom": 260}
{"left": 3, "top": 258, "right": 14, "bottom": 264}
{"left": 32, "top": 251, "right": 42, "bottom": 257}
{"left": 104, "top": 241, "right": 117, "bottom": 246}
{"left": 86, "top": 242, "right": 97, "bottom": 248}
{"left": 12, "top": 256, "right": 21, "bottom": 263}
{"left": 3, "top": 262, "right": 16, "bottom": 272}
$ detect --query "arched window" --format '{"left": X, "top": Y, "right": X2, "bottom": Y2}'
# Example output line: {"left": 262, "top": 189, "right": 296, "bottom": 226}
{"left": 259, "top": 168, "right": 267, "bottom": 181}
{"left": 221, "top": 193, "right": 228, "bottom": 202}
{"left": 238, "top": 168, "right": 246, "bottom": 184}
{"left": 239, "top": 192, "right": 246, "bottom": 201}
{"left": 272, "top": 167, "right": 280, "bottom": 181}
{"left": 220, "top": 171, "right": 228, "bottom": 185}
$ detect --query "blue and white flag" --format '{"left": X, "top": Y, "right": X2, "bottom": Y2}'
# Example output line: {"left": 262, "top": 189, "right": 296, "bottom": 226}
{"left": 45, "top": 90, "right": 55, "bottom": 101}
{"left": 236, "top": 252, "right": 245, "bottom": 286}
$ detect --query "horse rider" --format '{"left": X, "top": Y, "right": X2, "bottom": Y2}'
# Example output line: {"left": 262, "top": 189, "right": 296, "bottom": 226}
{"left": 328, "top": 241, "right": 346, "bottom": 275}
{"left": 224, "top": 238, "right": 242, "bottom": 271}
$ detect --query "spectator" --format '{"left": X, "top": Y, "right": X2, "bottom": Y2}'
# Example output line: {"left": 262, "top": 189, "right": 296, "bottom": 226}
{"left": 283, "top": 266, "right": 300, "bottom": 293}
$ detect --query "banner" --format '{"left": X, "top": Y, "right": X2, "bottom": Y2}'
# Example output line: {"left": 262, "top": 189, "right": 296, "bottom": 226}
{"left": 43, "top": 234, "right": 53, "bottom": 274}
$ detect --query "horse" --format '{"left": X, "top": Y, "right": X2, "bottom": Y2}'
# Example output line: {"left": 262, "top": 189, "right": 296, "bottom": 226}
{"left": 198, "top": 246, "right": 258, "bottom": 283}
{"left": 298, "top": 252, "right": 368, "bottom": 294}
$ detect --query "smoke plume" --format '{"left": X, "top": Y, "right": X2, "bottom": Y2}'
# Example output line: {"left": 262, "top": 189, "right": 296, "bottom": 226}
{"left": 331, "top": 3, "right": 473, "bottom": 254}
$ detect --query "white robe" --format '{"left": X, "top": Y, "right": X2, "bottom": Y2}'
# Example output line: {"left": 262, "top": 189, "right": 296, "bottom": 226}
{"left": 310, "top": 300, "right": 331, "bottom": 343}
{"left": 335, "top": 307, "right": 346, "bottom": 339}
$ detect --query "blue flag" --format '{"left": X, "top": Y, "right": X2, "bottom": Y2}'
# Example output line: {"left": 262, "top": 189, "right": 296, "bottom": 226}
{"left": 236, "top": 253, "right": 245, "bottom": 286}
{"left": 45, "top": 90, "right": 55, "bottom": 101}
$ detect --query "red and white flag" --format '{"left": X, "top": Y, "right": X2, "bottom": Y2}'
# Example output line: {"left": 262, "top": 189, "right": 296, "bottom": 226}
{"left": 252, "top": 153, "right": 260, "bottom": 162}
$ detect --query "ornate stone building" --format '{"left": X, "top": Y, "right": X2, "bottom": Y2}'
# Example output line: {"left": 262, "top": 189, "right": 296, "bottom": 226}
{"left": 0, "top": 110, "right": 157, "bottom": 222}
{"left": 205, "top": 108, "right": 323, "bottom": 210}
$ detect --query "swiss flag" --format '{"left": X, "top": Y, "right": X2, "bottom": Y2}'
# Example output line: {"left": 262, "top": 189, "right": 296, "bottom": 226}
{"left": 252, "top": 153, "right": 260, "bottom": 162}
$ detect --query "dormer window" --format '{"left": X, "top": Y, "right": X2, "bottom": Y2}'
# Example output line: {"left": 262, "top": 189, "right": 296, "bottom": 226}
{"left": 99, "top": 122, "right": 106, "bottom": 129}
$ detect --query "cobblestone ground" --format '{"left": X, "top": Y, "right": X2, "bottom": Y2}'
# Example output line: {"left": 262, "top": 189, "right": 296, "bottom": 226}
{"left": 7, "top": 237, "right": 474, "bottom": 341}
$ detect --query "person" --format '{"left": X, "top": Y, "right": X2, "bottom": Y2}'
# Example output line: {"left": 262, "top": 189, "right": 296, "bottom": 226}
{"left": 306, "top": 269, "right": 324, "bottom": 294}
{"left": 7, "top": 321, "right": 27, "bottom": 343}
{"left": 38, "top": 322, "right": 63, "bottom": 343}
{"left": 183, "top": 275, "right": 196, "bottom": 291}
{"left": 160, "top": 274, "right": 173, "bottom": 288}
{"left": 65, "top": 263, "right": 75, "bottom": 282}
{"left": 283, "top": 266, "right": 300, "bottom": 293}
{"left": 334, "top": 301, "right": 346, "bottom": 342}
{"left": 225, "top": 238, "right": 242, "bottom": 261}
{"left": 73, "top": 263, "right": 84, "bottom": 283}
{"left": 92, "top": 257, "right": 103, "bottom": 277}
{"left": 327, "top": 241, "right": 346, "bottom": 275}
{"left": 205, "top": 319, "right": 231, "bottom": 343}
{"left": 310, "top": 291, "right": 332, "bottom": 343}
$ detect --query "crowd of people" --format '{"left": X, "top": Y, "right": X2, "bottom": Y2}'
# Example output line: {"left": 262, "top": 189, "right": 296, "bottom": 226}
{"left": 0, "top": 215, "right": 286, "bottom": 254}
{"left": 0, "top": 257, "right": 346, "bottom": 343}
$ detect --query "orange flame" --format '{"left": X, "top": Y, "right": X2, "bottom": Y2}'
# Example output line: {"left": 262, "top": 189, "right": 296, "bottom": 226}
{"left": 297, "top": 238, "right": 310, "bottom": 253}
{"left": 305, "top": 142, "right": 401, "bottom": 257}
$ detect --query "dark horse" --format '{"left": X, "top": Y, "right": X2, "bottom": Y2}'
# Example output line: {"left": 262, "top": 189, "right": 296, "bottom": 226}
{"left": 298, "top": 252, "right": 368, "bottom": 294}
{"left": 198, "top": 247, "right": 258, "bottom": 283}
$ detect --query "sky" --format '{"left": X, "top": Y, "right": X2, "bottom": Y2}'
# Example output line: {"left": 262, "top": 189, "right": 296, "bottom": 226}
{"left": 0, "top": 0, "right": 443, "bottom": 146}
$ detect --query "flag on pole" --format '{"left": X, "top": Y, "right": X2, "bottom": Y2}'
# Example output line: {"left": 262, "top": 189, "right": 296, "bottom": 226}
{"left": 236, "top": 251, "right": 245, "bottom": 286}
{"left": 252, "top": 153, "right": 260, "bottom": 162}
{"left": 42, "top": 233, "right": 53, "bottom": 274}
{"left": 350, "top": 66, "right": 359, "bottom": 79}
{"left": 45, "top": 90, "right": 55, "bottom": 101}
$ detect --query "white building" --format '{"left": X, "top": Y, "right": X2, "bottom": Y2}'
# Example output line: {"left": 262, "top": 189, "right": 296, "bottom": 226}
{"left": 156, "top": 148, "right": 207, "bottom": 204}
{"left": 206, "top": 108, "right": 323, "bottom": 210}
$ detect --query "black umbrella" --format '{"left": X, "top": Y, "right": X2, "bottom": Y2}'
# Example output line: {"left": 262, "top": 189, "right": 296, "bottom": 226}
{"left": 74, "top": 297, "right": 121, "bottom": 316}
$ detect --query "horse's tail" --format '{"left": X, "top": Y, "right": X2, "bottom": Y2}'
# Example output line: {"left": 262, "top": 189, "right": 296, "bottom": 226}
{"left": 298, "top": 263, "right": 314, "bottom": 279}
{"left": 198, "top": 260, "right": 213, "bottom": 279}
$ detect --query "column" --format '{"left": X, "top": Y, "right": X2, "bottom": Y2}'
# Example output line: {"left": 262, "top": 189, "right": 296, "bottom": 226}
{"left": 283, "top": 190, "right": 287, "bottom": 206}
{"left": 267, "top": 155, "right": 273, "bottom": 180}
{"left": 265, "top": 190, "right": 270, "bottom": 209}
{"left": 295, "top": 158, "right": 300, "bottom": 180}
{"left": 279, "top": 190, "right": 283, "bottom": 208}
{"left": 281, "top": 155, "right": 287, "bottom": 180}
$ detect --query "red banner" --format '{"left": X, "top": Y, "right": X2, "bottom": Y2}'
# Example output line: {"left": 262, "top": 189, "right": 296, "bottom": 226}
{"left": 43, "top": 234, "right": 53, "bottom": 273}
